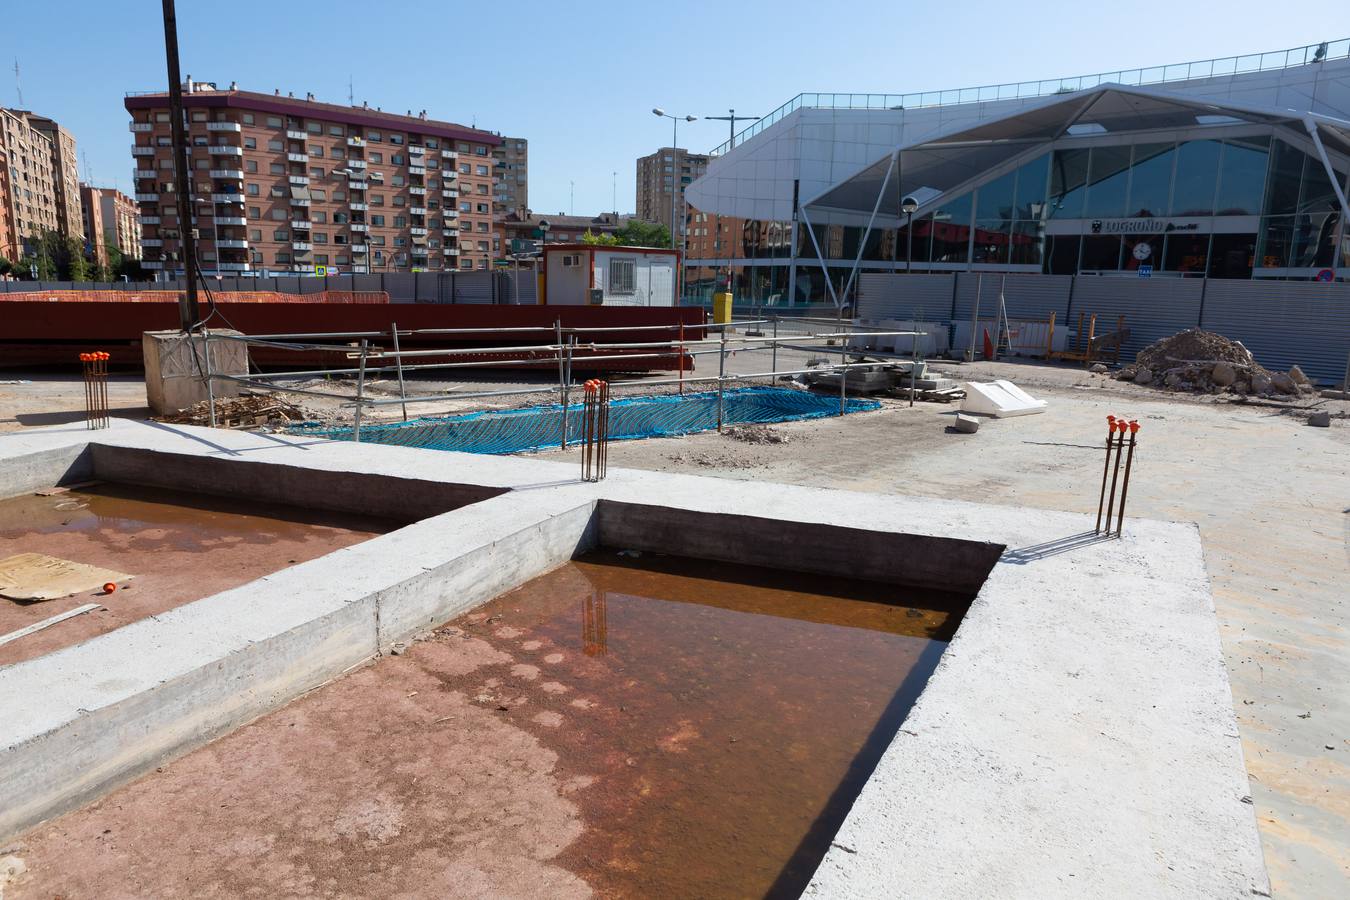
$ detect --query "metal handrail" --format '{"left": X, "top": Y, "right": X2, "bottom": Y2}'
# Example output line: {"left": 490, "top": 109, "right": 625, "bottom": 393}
{"left": 710, "top": 37, "right": 1350, "bottom": 155}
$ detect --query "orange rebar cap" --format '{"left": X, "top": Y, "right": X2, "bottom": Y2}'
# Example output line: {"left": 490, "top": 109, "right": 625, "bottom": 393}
{"left": 1128, "top": 420, "right": 1140, "bottom": 433}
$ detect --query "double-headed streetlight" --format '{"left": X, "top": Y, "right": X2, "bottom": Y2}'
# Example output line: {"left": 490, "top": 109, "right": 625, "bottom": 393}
{"left": 652, "top": 108, "right": 696, "bottom": 251}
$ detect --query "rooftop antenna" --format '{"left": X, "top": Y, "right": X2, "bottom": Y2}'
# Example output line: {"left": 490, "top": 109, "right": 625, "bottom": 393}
{"left": 348, "top": 73, "right": 353, "bottom": 105}
{"left": 570, "top": 181, "right": 575, "bottom": 215}
{"left": 13, "top": 59, "right": 22, "bottom": 107}
{"left": 612, "top": 171, "right": 617, "bottom": 214}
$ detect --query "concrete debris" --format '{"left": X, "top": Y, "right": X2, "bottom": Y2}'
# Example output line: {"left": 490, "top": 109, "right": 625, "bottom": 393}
{"left": 723, "top": 424, "right": 789, "bottom": 445}
{"left": 1090, "top": 363, "right": 1109, "bottom": 374}
{"left": 952, "top": 413, "right": 981, "bottom": 434}
{"left": 158, "top": 393, "right": 305, "bottom": 429}
{"left": 1116, "top": 329, "right": 1318, "bottom": 398}
{"left": 1307, "top": 411, "right": 1331, "bottom": 427}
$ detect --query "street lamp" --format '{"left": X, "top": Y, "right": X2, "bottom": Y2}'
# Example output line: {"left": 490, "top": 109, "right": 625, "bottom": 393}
{"left": 900, "top": 195, "right": 919, "bottom": 274}
{"left": 652, "top": 108, "right": 697, "bottom": 251}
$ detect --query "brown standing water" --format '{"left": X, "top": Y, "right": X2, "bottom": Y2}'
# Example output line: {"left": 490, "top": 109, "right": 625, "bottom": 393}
{"left": 460, "top": 551, "right": 970, "bottom": 899}
{"left": 0, "top": 483, "right": 401, "bottom": 667}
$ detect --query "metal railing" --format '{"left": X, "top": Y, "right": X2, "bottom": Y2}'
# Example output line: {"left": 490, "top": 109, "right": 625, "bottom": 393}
{"left": 710, "top": 37, "right": 1350, "bottom": 156}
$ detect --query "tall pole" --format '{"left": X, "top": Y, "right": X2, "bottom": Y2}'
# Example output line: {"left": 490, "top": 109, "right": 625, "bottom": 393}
{"left": 160, "top": 0, "right": 200, "bottom": 331}
{"left": 906, "top": 210, "right": 914, "bottom": 274}
{"left": 670, "top": 117, "right": 679, "bottom": 251}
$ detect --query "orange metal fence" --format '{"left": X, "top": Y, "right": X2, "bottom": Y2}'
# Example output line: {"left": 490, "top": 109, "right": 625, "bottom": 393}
{"left": 0, "top": 290, "right": 389, "bottom": 304}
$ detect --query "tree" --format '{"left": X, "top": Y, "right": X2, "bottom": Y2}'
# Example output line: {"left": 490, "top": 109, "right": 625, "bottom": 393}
{"left": 580, "top": 230, "right": 620, "bottom": 246}
{"left": 614, "top": 220, "right": 672, "bottom": 248}
{"left": 65, "top": 237, "right": 88, "bottom": 282}
{"left": 0, "top": 257, "right": 11, "bottom": 277}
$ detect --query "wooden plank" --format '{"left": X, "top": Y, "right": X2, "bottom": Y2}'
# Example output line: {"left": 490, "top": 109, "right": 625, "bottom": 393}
{"left": 0, "top": 603, "right": 102, "bottom": 647}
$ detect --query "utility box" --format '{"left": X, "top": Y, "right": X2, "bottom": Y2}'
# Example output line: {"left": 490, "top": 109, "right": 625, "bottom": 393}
{"left": 543, "top": 244, "right": 680, "bottom": 306}
{"left": 713, "top": 292, "right": 733, "bottom": 324}
{"left": 142, "top": 329, "right": 247, "bottom": 415}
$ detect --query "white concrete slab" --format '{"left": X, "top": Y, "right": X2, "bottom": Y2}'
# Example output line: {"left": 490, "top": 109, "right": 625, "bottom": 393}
{"left": 0, "top": 420, "right": 1267, "bottom": 897}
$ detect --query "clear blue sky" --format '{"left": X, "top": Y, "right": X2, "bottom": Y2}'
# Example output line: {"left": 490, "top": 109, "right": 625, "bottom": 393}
{"left": 4, "top": 1, "right": 1344, "bottom": 215}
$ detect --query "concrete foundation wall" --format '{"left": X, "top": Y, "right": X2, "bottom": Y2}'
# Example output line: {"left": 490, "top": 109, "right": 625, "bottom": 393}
{"left": 0, "top": 444, "right": 93, "bottom": 501}
{"left": 596, "top": 500, "right": 1003, "bottom": 595}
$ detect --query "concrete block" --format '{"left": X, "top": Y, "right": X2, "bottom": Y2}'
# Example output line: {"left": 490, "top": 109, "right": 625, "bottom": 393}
{"left": 1307, "top": 410, "right": 1331, "bottom": 427}
{"left": 953, "top": 412, "right": 981, "bottom": 434}
{"left": 141, "top": 329, "right": 248, "bottom": 416}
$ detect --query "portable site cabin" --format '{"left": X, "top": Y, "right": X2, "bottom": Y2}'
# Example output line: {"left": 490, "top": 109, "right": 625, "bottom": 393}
{"left": 542, "top": 244, "right": 680, "bottom": 306}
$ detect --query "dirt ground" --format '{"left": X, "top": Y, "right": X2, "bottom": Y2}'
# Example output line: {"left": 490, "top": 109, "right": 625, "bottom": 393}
{"left": 1, "top": 355, "right": 1347, "bottom": 896}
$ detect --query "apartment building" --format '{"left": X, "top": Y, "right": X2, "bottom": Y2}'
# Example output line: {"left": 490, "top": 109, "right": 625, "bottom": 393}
{"left": 0, "top": 149, "right": 15, "bottom": 261}
{"left": 125, "top": 82, "right": 505, "bottom": 275}
{"left": 493, "top": 136, "right": 528, "bottom": 220}
{"left": 0, "top": 107, "right": 82, "bottom": 255}
{"left": 499, "top": 208, "right": 623, "bottom": 253}
{"left": 635, "top": 147, "right": 708, "bottom": 236}
{"left": 80, "top": 184, "right": 142, "bottom": 267}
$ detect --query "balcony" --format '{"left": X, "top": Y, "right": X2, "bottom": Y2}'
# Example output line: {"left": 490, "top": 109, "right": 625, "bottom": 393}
{"left": 286, "top": 129, "right": 308, "bottom": 141}
{"left": 217, "top": 262, "right": 252, "bottom": 272}
{"left": 348, "top": 181, "right": 366, "bottom": 190}
{"left": 347, "top": 159, "right": 367, "bottom": 169}
{"left": 408, "top": 145, "right": 425, "bottom": 155}
{"left": 216, "top": 239, "right": 249, "bottom": 249}
{"left": 288, "top": 175, "right": 309, "bottom": 185}
{"left": 133, "top": 170, "right": 157, "bottom": 180}
{"left": 445, "top": 246, "right": 459, "bottom": 255}
{"left": 215, "top": 216, "right": 247, "bottom": 226}
{"left": 409, "top": 186, "right": 426, "bottom": 195}
{"left": 442, "top": 170, "right": 457, "bottom": 181}
{"left": 350, "top": 244, "right": 369, "bottom": 254}
{"left": 347, "top": 136, "right": 364, "bottom": 147}
{"left": 208, "top": 145, "right": 243, "bottom": 156}
{"left": 348, "top": 202, "right": 368, "bottom": 211}
{"left": 442, "top": 189, "right": 458, "bottom": 199}
{"left": 212, "top": 193, "right": 244, "bottom": 203}
{"left": 209, "top": 169, "right": 244, "bottom": 179}
{"left": 444, "top": 209, "right": 458, "bottom": 218}
{"left": 411, "top": 227, "right": 428, "bottom": 236}
{"left": 129, "top": 122, "right": 153, "bottom": 132}
{"left": 140, "top": 216, "right": 161, "bottom": 225}
{"left": 131, "top": 146, "right": 156, "bottom": 156}
{"left": 208, "top": 122, "right": 242, "bottom": 132}
{"left": 141, "top": 260, "right": 164, "bottom": 269}
{"left": 287, "top": 152, "right": 308, "bottom": 163}
{"left": 293, "top": 264, "right": 316, "bottom": 273}
{"left": 350, "top": 223, "right": 369, "bottom": 232}
{"left": 409, "top": 165, "right": 426, "bottom": 176}
{"left": 292, "top": 242, "right": 313, "bottom": 251}
{"left": 289, "top": 198, "right": 311, "bottom": 207}
{"left": 441, "top": 149, "right": 458, "bottom": 159}
{"left": 410, "top": 206, "right": 427, "bottom": 216}
{"left": 141, "top": 238, "right": 163, "bottom": 247}
{"left": 443, "top": 226, "right": 458, "bottom": 235}
{"left": 290, "top": 219, "right": 311, "bottom": 229}
{"left": 135, "top": 193, "right": 160, "bottom": 202}
{"left": 411, "top": 246, "right": 429, "bottom": 256}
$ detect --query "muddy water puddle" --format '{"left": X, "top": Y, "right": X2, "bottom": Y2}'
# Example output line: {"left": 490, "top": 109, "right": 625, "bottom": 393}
{"left": 0, "top": 483, "right": 401, "bottom": 666}
{"left": 452, "top": 551, "right": 970, "bottom": 899}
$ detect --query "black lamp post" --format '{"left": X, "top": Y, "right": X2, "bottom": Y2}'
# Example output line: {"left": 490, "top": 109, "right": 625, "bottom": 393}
{"left": 901, "top": 195, "right": 919, "bottom": 274}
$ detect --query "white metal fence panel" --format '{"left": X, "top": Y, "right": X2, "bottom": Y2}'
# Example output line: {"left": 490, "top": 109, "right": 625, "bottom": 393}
{"left": 1201, "top": 280, "right": 1350, "bottom": 384}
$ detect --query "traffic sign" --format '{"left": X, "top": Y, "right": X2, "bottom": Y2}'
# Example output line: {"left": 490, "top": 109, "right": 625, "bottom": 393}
{"left": 1316, "top": 268, "right": 1334, "bottom": 282}
{"left": 1137, "top": 264, "right": 1153, "bottom": 279}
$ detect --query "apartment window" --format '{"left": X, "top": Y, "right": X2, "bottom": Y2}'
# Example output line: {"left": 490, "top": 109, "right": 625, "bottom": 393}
{"left": 154, "top": 112, "right": 170, "bottom": 122}
{"left": 244, "top": 137, "right": 256, "bottom": 149}
{"left": 477, "top": 241, "right": 489, "bottom": 252}
{"left": 249, "top": 206, "right": 261, "bottom": 218}
{"left": 332, "top": 190, "right": 344, "bottom": 201}
{"left": 476, "top": 203, "right": 489, "bottom": 214}
{"left": 251, "top": 250, "right": 263, "bottom": 262}
{"left": 459, "top": 163, "right": 470, "bottom": 174}
{"left": 475, "top": 165, "right": 488, "bottom": 176}
{"left": 368, "top": 131, "right": 381, "bottom": 142}
{"left": 371, "top": 235, "right": 385, "bottom": 246}
{"left": 392, "top": 154, "right": 404, "bottom": 165}
{"left": 334, "top": 212, "right": 349, "bottom": 224}
{"left": 334, "top": 234, "right": 347, "bottom": 245}
{"left": 248, "top": 229, "right": 262, "bottom": 241}
{"left": 330, "top": 147, "right": 345, "bottom": 159}
{"left": 156, "top": 136, "right": 171, "bottom": 146}
{"left": 370, "top": 152, "right": 383, "bottom": 164}
{"left": 476, "top": 184, "right": 488, "bottom": 195}
{"left": 191, "top": 111, "right": 206, "bottom": 122}
{"left": 268, "top": 139, "right": 283, "bottom": 151}
{"left": 315, "top": 254, "right": 329, "bottom": 264}
{"left": 270, "top": 163, "right": 284, "bottom": 174}
{"left": 246, "top": 160, "right": 259, "bottom": 173}
{"left": 309, "top": 167, "right": 324, "bottom": 179}
{"left": 314, "top": 233, "right": 328, "bottom": 244}
{"left": 269, "top": 187, "right": 285, "bottom": 198}
{"left": 276, "top": 252, "right": 290, "bottom": 263}
{"left": 306, "top": 121, "right": 321, "bottom": 134}
{"left": 273, "top": 229, "right": 289, "bottom": 241}
{"left": 312, "top": 211, "right": 327, "bottom": 223}
{"left": 369, "top": 214, "right": 384, "bottom": 226}
{"left": 246, "top": 184, "right": 260, "bottom": 196}
{"left": 427, "top": 159, "right": 439, "bottom": 169}
{"left": 392, "top": 175, "right": 405, "bottom": 187}
{"left": 329, "top": 125, "right": 343, "bottom": 136}
{"left": 310, "top": 189, "right": 326, "bottom": 200}
{"left": 426, "top": 139, "right": 438, "bottom": 149}
{"left": 395, "top": 237, "right": 407, "bottom": 247}
{"left": 390, "top": 134, "right": 404, "bottom": 145}
{"left": 393, "top": 195, "right": 406, "bottom": 207}
{"left": 394, "top": 216, "right": 407, "bottom": 228}
{"left": 242, "top": 113, "right": 255, "bottom": 125}
{"left": 311, "top": 146, "right": 324, "bottom": 158}
{"left": 266, "top": 116, "right": 283, "bottom": 128}
{"left": 475, "top": 147, "right": 487, "bottom": 156}
{"left": 477, "top": 222, "right": 489, "bottom": 233}
{"left": 270, "top": 209, "right": 286, "bottom": 220}
{"left": 609, "top": 258, "right": 636, "bottom": 295}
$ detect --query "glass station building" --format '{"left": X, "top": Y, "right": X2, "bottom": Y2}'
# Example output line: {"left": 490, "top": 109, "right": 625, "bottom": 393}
{"left": 683, "top": 39, "right": 1350, "bottom": 304}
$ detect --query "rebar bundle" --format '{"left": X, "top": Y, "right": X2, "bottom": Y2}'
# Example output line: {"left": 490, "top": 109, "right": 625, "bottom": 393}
{"left": 581, "top": 379, "right": 610, "bottom": 482}
{"left": 1095, "top": 415, "right": 1141, "bottom": 537}
{"left": 80, "top": 352, "right": 110, "bottom": 429}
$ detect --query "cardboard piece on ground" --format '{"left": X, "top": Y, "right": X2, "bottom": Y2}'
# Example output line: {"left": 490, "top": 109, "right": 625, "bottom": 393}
{"left": 961, "top": 379, "right": 1048, "bottom": 418}
{"left": 0, "top": 553, "right": 132, "bottom": 603}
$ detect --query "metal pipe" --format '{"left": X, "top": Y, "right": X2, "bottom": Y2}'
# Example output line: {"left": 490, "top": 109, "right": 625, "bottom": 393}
{"left": 771, "top": 316, "right": 779, "bottom": 378}
{"left": 1095, "top": 416, "right": 1117, "bottom": 534}
{"left": 1114, "top": 421, "right": 1139, "bottom": 536}
{"left": 1103, "top": 422, "right": 1126, "bottom": 532}
{"left": 716, "top": 328, "right": 726, "bottom": 431}
{"left": 203, "top": 330, "right": 217, "bottom": 428}
{"left": 390, "top": 320, "right": 408, "bottom": 422}
{"left": 352, "top": 339, "right": 369, "bottom": 443}
{"left": 160, "top": 0, "right": 199, "bottom": 330}
{"left": 556, "top": 319, "right": 567, "bottom": 450}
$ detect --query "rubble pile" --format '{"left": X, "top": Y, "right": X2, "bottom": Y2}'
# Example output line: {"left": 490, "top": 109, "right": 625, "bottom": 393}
{"left": 159, "top": 392, "right": 306, "bottom": 428}
{"left": 1115, "top": 329, "right": 1315, "bottom": 398}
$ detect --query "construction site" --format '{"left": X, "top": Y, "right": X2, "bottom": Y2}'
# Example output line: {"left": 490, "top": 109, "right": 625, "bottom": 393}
{"left": 0, "top": 277, "right": 1347, "bottom": 899}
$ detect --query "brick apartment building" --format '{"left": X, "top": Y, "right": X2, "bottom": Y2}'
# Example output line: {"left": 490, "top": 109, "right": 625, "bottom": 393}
{"left": 635, "top": 147, "right": 708, "bottom": 239}
{"left": 499, "top": 208, "right": 623, "bottom": 254}
{"left": 0, "top": 149, "right": 15, "bottom": 262}
{"left": 125, "top": 81, "right": 507, "bottom": 275}
{"left": 0, "top": 107, "right": 84, "bottom": 258}
{"left": 493, "top": 137, "right": 528, "bottom": 221}
{"left": 80, "top": 184, "right": 142, "bottom": 268}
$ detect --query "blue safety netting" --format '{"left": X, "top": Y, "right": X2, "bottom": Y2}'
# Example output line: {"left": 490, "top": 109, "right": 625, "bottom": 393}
{"left": 289, "top": 386, "right": 880, "bottom": 455}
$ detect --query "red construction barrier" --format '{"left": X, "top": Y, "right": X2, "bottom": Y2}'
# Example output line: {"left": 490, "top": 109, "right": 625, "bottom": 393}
{"left": 0, "top": 290, "right": 388, "bottom": 304}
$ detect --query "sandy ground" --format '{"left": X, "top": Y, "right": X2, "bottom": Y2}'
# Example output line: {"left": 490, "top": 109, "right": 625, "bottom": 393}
{"left": 1, "top": 354, "right": 1347, "bottom": 896}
